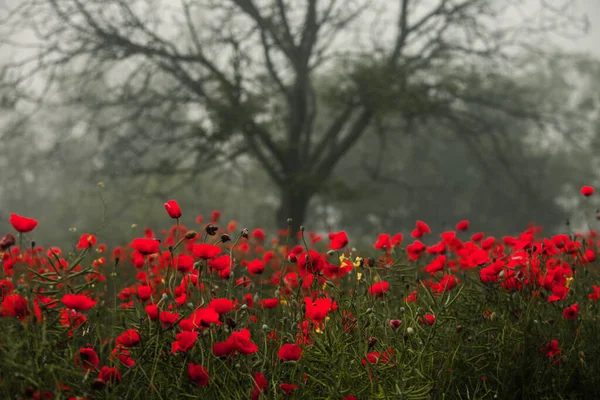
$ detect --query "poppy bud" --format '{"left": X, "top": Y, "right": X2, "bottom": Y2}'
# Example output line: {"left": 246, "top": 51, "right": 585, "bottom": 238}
{"left": 389, "top": 319, "right": 402, "bottom": 329}
{"left": 185, "top": 231, "right": 197, "bottom": 240}
{"left": 287, "top": 218, "right": 292, "bottom": 224}
{"left": 220, "top": 234, "right": 231, "bottom": 243}
{"left": 0, "top": 233, "right": 16, "bottom": 250}
{"left": 164, "top": 200, "right": 182, "bottom": 219}
{"left": 24, "top": 386, "right": 35, "bottom": 397}
{"left": 368, "top": 337, "right": 377, "bottom": 348}
{"left": 240, "top": 228, "right": 249, "bottom": 239}
{"left": 205, "top": 224, "right": 219, "bottom": 236}
{"left": 300, "top": 226, "right": 305, "bottom": 232}
{"left": 92, "top": 379, "right": 106, "bottom": 390}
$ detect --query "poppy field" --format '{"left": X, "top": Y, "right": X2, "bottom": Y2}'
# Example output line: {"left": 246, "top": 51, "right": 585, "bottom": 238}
{"left": 2, "top": 189, "right": 600, "bottom": 399}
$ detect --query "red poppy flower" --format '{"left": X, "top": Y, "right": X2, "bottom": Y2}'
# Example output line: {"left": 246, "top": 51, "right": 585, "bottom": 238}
{"left": 419, "top": 314, "right": 436, "bottom": 325}
{"left": 391, "top": 233, "right": 403, "bottom": 246}
{"left": 251, "top": 372, "right": 267, "bottom": 400}
{"left": 229, "top": 328, "right": 259, "bottom": 355}
{"left": 542, "top": 339, "right": 561, "bottom": 358}
{"left": 174, "top": 254, "right": 194, "bottom": 273}
{"left": 411, "top": 220, "right": 431, "bottom": 238}
{"left": 137, "top": 285, "right": 152, "bottom": 302}
{"left": 209, "top": 298, "right": 234, "bottom": 314}
{"left": 75, "top": 348, "right": 99, "bottom": 371}
{"left": 192, "top": 243, "right": 221, "bottom": 260}
{"left": 581, "top": 185, "right": 594, "bottom": 197}
{"left": 131, "top": 238, "right": 160, "bottom": 255}
{"left": 259, "top": 298, "right": 279, "bottom": 309}
{"left": 211, "top": 210, "right": 222, "bottom": 223}
{"left": 278, "top": 343, "right": 302, "bottom": 361}
{"left": 171, "top": 331, "right": 198, "bottom": 354}
{"left": 280, "top": 383, "right": 298, "bottom": 395}
{"left": 98, "top": 366, "right": 122, "bottom": 385}
{"left": 181, "top": 307, "right": 222, "bottom": 331}
{"left": 374, "top": 234, "right": 391, "bottom": 250}
{"left": 146, "top": 304, "right": 159, "bottom": 320}
{"left": 61, "top": 294, "right": 97, "bottom": 311}
{"left": 159, "top": 311, "right": 180, "bottom": 327}
{"left": 362, "top": 347, "right": 395, "bottom": 367}
{"left": 0, "top": 294, "right": 30, "bottom": 320}
{"left": 116, "top": 329, "right": 141, "bottom": 348}
{"left": 563, "top": 303, "right": 579, "bottom": 320}
{"left": 589, "top": 285, "right": 600, "bottom": 301}
{"left": 208, "top": 255, "right": 231, "bottom": 271}
{"left": 368, "top": 281, "right": 389, "bottom": 297}
{"left": 247, "top": 259, "right": 265, "bottom": 275}
{"left": 188, "top": 363, "right": 209, "bottom": 387}
{"left": 304, "top": 297, "right": 333, "bottom": 323}
{"left": 112, "top": 347, "right": 135, "bottom": 367}
{"left": 9, "top": 213, "right": 38, "bottom": 233}
{"left": 59, "top": 309, "right": 87, "bottom": 330}
{"left": 455, "top": 220, "right": 469, "bottom": 231}
{"left": 252, "top": 228, "right": 266, "bottom": 242}
{"left": 164, "top": 200, "right": 182, "bottom": 219}
{"left": 329, "top": 231, "right": 348, "bottom": 250}
{"left": 76, "top": 234, "right": 97, "bottom": 249}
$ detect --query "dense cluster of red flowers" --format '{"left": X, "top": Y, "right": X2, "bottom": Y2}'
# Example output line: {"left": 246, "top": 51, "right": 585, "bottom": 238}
{"left": 1, "top": 186, "right": 599, "bottom": 397}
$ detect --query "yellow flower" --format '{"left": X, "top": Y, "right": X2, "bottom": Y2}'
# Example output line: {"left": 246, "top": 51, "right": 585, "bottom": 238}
{"left": 357, "top": 272, "right": 363, "bottom": 280}
{"left": 565, "top": 277, "right": 574, "bottom": 288}
{"left": 353, "top": 257, "right": 363, "bottom": 268}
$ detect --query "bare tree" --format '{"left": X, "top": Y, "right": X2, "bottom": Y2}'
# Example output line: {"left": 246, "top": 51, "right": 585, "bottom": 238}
{"left": 0, "top": 0, "right": 587, "bottom": 233}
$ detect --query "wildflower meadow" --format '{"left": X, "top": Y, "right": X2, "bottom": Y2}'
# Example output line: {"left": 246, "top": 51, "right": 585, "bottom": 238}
{"left": 3, "top": 187, "right": 600, "bottom": 399}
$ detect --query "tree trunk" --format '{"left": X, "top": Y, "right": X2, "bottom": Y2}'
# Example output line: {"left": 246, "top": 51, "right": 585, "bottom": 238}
{"left": 276, "top": 183, "right": 311, "bottom": 241}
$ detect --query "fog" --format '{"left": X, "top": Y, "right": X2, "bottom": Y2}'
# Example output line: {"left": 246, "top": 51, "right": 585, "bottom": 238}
{"left": 0, "top": 0, "right": 599, "bottom": 248}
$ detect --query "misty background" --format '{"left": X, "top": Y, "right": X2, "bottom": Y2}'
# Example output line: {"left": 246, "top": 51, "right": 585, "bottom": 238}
{"left": 0, "top": 0, "right": 599, "bottom": 248}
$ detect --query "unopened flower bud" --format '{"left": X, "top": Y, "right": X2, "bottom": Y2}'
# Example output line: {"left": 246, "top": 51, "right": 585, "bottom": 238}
{"left": 220, "top": 233, "right": 231, "bottom": 243}
{"left": 261, "top": 324, "right": 269, "bottom": 332}
{"left": 406, "top": 327, "right": 414, "bottom": 334}
{"left": 300, "top": 226, "right": 305, "bottom": 232}
{"left": 240, "top": 228, "right": 249, "bottom": 239}
{"left": 184, "top": 231, "right": 197, "bottom": 240}
{"left": 327, "top": 249, "right": 335, "bottom": 256}
{"left": 204, "top": 224, "right": 219, "bottom": 236}
{"left": 0, "top": 233, "right": 16, "bottom": 250}
{"left": 389, "top": 319, "right": 402, "bottom": 329}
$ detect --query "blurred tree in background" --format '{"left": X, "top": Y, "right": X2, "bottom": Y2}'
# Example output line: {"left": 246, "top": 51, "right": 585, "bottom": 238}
{"left": 0, "top": 0, "right": 598, "bottom": 246}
